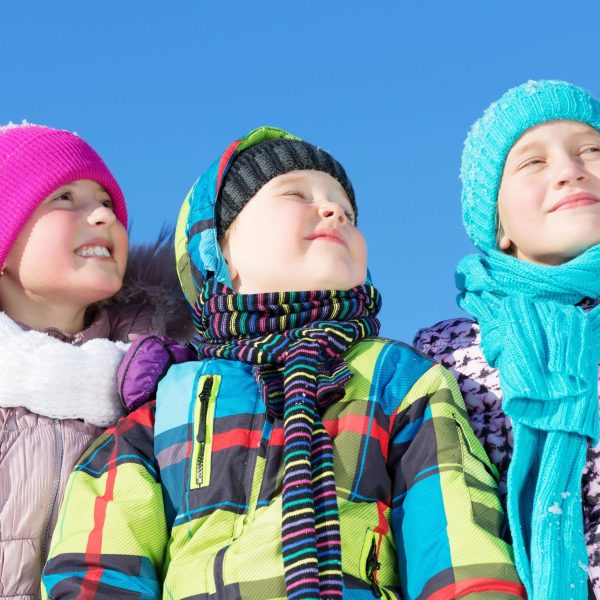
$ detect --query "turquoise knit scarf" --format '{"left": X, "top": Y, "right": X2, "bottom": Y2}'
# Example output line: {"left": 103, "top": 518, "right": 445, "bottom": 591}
{"left": 457, "top": 246, "right": 600, "bottom": 599}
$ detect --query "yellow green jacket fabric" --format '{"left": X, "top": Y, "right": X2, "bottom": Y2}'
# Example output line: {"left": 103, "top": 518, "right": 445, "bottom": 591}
{"left": 43, "top": 337, "right": 525, "bottom": 599}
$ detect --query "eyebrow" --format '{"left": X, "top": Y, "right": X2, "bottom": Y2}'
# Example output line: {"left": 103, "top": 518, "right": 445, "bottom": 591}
{"left": 508, "top": 129, "right": 600, "bottom": 161}
{"left": 270, "top": 173, "right": 307, "bottom": 187}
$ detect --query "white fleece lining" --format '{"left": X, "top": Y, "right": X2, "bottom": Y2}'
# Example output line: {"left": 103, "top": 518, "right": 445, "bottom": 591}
{"left": 0, "top": 312, "right": 129, "bottom": 427}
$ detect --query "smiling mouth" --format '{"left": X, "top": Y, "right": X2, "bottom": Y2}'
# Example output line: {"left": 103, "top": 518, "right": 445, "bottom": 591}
{"left": 306, "top": 230, "right": 347, "bottom": 247}
{"left": 550, "top": 192, "right": 600, "bottom": 212}
{"left": 75, "top": 245, "right": 112, "bottom": 259}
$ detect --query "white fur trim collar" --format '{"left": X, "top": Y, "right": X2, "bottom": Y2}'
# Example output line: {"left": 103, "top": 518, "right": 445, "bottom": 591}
{"left": 0, "top": 312, "right": 128, "bottom": 427}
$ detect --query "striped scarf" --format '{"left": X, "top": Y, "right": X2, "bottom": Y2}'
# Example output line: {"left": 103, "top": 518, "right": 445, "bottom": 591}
{"left": 193, "top": 280, "right": 381, "bottom": 599}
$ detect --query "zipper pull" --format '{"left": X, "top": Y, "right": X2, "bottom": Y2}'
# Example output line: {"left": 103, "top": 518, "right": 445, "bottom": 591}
{"left": 366, "top": 538, "right": 382, "bottom": 598}
{"left": 196, "top": 376, "right": 213, "bottom": 485}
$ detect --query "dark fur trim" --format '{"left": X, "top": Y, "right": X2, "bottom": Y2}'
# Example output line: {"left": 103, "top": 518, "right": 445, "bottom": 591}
{"left": 106, "top": 226, "right": 195, "bottom": 343}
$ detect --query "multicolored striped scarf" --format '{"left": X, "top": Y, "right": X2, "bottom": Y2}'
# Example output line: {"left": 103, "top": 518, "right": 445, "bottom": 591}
{"left": 193, "top": 280, "right": 381, "bottom": 599}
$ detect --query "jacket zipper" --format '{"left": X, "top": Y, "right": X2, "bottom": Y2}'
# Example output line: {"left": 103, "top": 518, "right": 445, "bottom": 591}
{"left": 40, "top": 419, "right": 63, "bottom": 582}
{"left": 366, "top": 537, "right": 382, "bottom": 597}
{"left": 196, "top": 376, "right": 213, "bottom": 486}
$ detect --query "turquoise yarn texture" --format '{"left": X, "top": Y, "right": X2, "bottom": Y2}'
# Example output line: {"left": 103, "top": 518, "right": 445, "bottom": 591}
{"left": 457, "top": 247, "right": 600, "bottom": 599}
{"left": 460, "top": 80, "right": 600, "bottom": 251}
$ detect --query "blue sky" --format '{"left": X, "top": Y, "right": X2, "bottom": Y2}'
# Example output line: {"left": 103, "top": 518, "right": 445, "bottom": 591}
{"left": 3, "top": 1, "right": 599, "bottom": 341}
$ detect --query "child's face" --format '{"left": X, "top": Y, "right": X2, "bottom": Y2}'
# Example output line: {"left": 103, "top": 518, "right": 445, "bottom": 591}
{"left": 497, "top": 120, "right": 600, "bottom": 265}
{"left": 220, "top": 170, "right": 367, "bottom": 293}
{"left": 1, "top": 179, "right": 128, "bottom": 310}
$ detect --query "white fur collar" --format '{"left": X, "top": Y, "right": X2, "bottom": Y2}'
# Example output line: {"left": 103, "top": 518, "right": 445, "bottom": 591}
{"left": 0, "top": 312, "right": 129, "bottom": 427}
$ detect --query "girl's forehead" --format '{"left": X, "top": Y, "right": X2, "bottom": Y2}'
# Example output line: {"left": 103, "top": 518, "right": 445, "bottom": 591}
{"left": 511, "top": 120, "right": 600, "bottom": 151}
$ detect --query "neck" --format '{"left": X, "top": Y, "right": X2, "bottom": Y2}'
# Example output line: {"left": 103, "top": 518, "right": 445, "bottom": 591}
{"left": 0, "top": 294, "right": 87, "bottom": 335}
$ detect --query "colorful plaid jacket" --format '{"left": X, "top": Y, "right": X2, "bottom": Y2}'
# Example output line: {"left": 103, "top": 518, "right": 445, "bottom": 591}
{"left": 43, "top": 337, "right": 525, "bottom": 599}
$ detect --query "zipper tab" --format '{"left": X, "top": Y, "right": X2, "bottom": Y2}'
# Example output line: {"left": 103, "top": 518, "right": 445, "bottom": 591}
{"left": 366, "top": 538, "right": 382, "bottom": 597}
{"left": 196, "top": 376, "right": 213, "bottom": 485}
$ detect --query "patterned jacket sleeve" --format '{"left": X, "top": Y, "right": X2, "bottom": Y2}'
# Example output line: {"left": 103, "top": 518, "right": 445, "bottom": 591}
{"left": 42, "top": 402, "right": 166, "bottom": 599}
{"left": 389, "top": 362, "right": 525, "bottom": 599}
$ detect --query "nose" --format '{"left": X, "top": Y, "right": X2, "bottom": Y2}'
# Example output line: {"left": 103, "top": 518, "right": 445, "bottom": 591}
{"left": 553, "top": 155, "right": 588, "bottom": 189}
{"left": 87, "top": 203, "right": 117, "bottom": 227}
{"left": 317, "top": 200, "right": 348, "bottom": 224}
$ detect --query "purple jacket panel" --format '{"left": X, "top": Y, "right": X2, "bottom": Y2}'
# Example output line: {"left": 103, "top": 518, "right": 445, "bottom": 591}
{"left": 118, "top": 335, "right": 197, "bottom": 412}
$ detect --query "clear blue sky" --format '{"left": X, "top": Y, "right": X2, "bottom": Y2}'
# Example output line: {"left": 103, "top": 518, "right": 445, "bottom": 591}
{"left": 3, "top": 1, "right": 599, "bottom": 341}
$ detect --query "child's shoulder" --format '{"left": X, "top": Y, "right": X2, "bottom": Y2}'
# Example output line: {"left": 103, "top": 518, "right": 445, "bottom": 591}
{"left": 346, "top": 336, "right": 437, "bottom": 390}
{"left": 346, "top": 337, "right": 465, "bottom": 413}
{"left": 352, "top": 336, "right": 435, "bottom": 366}
{"left": 413, "top": 317, "right": 481, "bottom": 359}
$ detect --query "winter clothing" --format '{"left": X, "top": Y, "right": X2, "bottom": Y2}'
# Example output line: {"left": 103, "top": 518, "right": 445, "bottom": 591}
{"left": 413, "top": 308, "right": 600, "bottom": 598}
{"left": 43, "top": 339, "right": 525, "bottom": 600}
{"left": 43, "top": 126, "right": 524, "bottom": 599}
{"left": 460, "top": 80, "right": 600, "bottom": 251}
{"left": 194, "top": 281, "right": 381, "bottom": 597}
{"left": 117, "top": 334, "right": 196, "bottom": 412}
{"left": 0, "top": 304, "right": 148, "bottom": 600}
{"left": 0, "top": 311, "right": 129, "bottom": 426}
{"left": 218, "top": 136, "right": 357, "bottom": 236}
{"left": 453, "top": 79, "right": 600, "bottom": 600}
{"left": 0, "top": 237, "right": 192, "bottom": 600}
{"left": 456, "top": 247, "right": 600, "bottom": 599}
{"left": 175, "top": 127, "right": 354, "bottom": 302}
{"left": 0, "top": 121, "right": 127, "bottom": 267}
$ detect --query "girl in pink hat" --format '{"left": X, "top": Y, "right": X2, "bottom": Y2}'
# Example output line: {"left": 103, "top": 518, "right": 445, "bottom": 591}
{"left": 0, "top": 121, "right": 183, "bottom": 598}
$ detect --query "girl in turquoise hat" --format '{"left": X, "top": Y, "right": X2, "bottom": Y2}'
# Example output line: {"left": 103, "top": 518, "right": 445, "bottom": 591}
{"left": 415, "top": 80, "right": 600, "bottom": 600}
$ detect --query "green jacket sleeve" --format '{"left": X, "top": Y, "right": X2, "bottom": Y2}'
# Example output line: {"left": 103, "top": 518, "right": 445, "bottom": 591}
{"left": 389, "top": 362, "right": 526, "bottom": 599}
{"left": 42, "top": 401, "right": 166, "bottom": 599}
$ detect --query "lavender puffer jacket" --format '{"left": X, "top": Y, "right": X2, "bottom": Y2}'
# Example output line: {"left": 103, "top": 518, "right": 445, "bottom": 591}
{"left": 0, "top": 304, "right": 152, "bottom": 600}
{"left": 413, "top": 312, "right": 600, "bottom": 599}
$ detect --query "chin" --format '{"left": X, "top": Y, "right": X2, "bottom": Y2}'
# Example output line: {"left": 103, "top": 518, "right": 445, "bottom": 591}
{"left": 79, "top": 278, "right": 123, "bottom": 303}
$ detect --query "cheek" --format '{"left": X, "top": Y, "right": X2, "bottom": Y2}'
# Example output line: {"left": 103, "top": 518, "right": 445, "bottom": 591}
{"left": 113, "top": 225, "right": 129, "bottom": 272}
{"left": 352, "top": 231, "right": 368, "bottom": 270}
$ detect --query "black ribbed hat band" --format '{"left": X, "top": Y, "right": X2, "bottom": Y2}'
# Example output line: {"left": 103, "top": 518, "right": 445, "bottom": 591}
{"left": 217, "top": 139, "right": 356, "bottom": 237}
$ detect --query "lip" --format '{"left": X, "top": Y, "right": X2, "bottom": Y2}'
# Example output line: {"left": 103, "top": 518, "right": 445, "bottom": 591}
{"left": 74, "top": 239, "right": 114, "bottom": 259}
{"left": 305, "top": 228, "right": 347, "bottom": 247}
{"left": 549, "top": 192, "right": 600, "bottom": 213}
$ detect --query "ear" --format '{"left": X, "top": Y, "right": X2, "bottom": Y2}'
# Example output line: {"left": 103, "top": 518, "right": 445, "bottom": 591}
{"left": 498, "top": 234, "right": 512, "bottom": 251}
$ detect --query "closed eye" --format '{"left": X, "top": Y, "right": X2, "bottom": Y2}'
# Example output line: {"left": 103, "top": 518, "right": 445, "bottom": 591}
{"left": 518, "top": 157, "right": 545, "bottom": 170}
{"left": 282, "top": 190, "right": 309, "bottom": 200}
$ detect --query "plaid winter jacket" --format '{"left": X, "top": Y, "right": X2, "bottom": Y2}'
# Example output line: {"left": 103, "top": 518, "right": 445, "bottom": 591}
{"left": 42, "top": 337, "right": 525, "bottom": 599}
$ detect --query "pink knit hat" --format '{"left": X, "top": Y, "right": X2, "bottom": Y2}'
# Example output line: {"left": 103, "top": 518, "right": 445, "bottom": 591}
{"left": 0, "top": 122, "right": 127, "bottom": 267}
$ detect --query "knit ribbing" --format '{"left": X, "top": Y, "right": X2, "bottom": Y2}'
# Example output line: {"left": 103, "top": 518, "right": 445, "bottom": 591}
{"left": 457, "top": 247, "right": 600, "bottom": 599}
{"left": 193, "top": 281, "right": 381, "bottom": 599}
{"left": 217, "top": 138, "right": 357, "bottom": 238}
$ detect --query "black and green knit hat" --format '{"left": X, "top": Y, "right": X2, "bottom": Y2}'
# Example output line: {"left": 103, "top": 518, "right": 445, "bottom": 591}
{"left": 216, "top": 137, "right": 357, "bottom": 238}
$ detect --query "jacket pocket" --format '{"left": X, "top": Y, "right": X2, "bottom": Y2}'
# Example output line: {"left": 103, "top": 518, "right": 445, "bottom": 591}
{"left": 453, "top": 413, "right": 507, "bottom": 535}
{"left": 453, "top": 413, "right": 499, "bottom": 487}
{"left": 190, "top": 375, "right": 221, "bottom": 490}
{"left": 360, "top": 528, "right": 382, "bottom": 598}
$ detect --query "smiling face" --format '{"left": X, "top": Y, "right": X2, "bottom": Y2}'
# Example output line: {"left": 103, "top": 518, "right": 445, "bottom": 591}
{"left": 220, "top": 170, "right": 367, "bottom": 293}
{"left": 0, "top": 179, "right": 128, "bottom": 317}
{"left": 497, "top": 120, "right": 600, "bottom": 265}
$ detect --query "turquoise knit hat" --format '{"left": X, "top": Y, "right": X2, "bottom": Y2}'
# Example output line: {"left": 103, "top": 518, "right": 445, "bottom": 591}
{"left": 461, "top": 80, "right": 600, "bottom": 251}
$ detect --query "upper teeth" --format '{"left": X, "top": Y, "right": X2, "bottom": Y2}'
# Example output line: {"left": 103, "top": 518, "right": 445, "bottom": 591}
{"left": 76, "top": 246, "right": 110, "bottom": 258}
